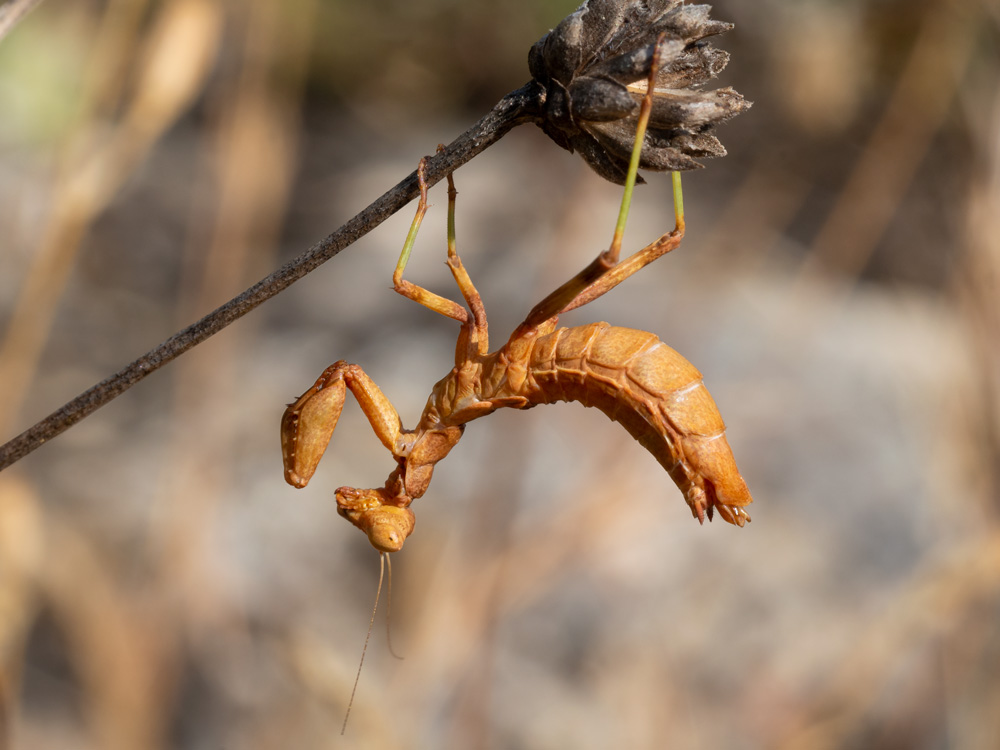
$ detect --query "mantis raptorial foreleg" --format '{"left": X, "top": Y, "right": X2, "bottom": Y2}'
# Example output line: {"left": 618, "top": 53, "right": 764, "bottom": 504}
{"left": 281, "top": 361, "right": 404, "bottom": 488}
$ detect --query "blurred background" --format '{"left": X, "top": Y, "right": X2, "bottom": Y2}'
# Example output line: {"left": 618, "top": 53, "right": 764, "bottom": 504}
{"left": 1, "top": 0, "right": 998, "bottom": 747}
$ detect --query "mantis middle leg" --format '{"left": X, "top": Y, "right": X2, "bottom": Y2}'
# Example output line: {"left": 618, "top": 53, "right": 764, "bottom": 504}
{"left": 391, "top": 160, "right": 489, "bottom": 361}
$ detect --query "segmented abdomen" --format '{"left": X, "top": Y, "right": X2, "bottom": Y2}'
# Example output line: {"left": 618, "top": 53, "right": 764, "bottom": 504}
{"left": 521, "top": 322, "right": 752, "bottom": 518}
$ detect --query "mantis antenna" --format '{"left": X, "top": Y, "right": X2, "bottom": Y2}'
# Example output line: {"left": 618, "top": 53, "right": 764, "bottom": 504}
{"left": 385, "top": 553, "right": 404, "bottom": 660}
{"left": 342, "top": 551, "right": 392, "bottom": 735}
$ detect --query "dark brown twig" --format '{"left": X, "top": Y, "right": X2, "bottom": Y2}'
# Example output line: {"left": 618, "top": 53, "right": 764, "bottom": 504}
{"left": 0, "top": 81, "right": 543, "bottom": 471}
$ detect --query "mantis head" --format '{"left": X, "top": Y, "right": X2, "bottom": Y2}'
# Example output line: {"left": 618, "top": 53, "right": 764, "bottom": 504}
{"left": 335, "top": 486, "right": 415, "bottom": 552}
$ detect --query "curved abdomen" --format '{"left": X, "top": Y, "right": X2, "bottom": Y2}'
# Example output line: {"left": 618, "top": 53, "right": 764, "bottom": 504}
{"left": 520, "top": 322, "right": 752, "bottom": 524}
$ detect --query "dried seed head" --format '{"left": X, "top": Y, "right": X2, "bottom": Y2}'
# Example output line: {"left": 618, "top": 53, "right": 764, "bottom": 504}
{"left": 529, "top": 0, "right": 750, "bottom": 183}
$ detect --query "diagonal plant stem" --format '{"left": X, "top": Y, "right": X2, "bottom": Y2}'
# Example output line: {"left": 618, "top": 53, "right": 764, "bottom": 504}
{"left": 0, "top": 81, "right": 544, "bottom": 472}
{"left": 0, "top": 0, "right": 45, "bottom": 42}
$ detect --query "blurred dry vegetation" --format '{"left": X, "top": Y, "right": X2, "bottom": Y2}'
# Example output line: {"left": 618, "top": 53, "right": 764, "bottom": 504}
{"left": 1, "top": 0, "right": 999, "bottom": 748}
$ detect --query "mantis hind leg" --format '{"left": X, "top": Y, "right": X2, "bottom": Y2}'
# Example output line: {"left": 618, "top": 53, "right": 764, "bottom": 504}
{"left": 557, "top": 173, "right": 684, "bottom": 315}
{"left": 517, "top": 33, "right": 685, "bottom": 333}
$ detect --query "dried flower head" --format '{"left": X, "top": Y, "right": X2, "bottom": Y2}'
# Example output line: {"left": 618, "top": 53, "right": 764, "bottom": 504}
{"left": 528, "top": 0, "right": 750, "bottom": 183}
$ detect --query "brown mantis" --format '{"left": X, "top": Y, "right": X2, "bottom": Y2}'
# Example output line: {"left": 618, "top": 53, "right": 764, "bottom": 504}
{"left": 281, "top": 40, "right": 752, "bottom": 556}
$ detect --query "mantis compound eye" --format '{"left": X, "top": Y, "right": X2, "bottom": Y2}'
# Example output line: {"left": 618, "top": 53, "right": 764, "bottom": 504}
{"left": 335, "top": 488, "right": 416, "bottom": 552}
{"left": 363, "top": 507, "right": 416, "bottom": 553}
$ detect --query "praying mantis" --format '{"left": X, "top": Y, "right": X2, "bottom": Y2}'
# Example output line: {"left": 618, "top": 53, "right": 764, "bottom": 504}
{"left": 281, "top": 40, "right": 752, "bottom": 555}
